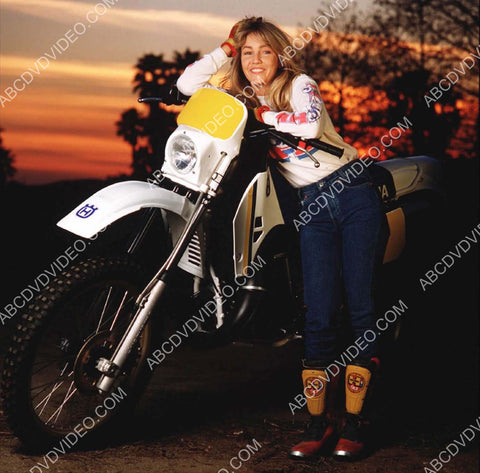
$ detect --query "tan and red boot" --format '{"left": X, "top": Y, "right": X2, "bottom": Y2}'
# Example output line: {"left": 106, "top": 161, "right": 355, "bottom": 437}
{"left": 289, "top": 369, "right": 334, "bottom": 458}
{"left": 333, "top": 358, "right": 379, "bottom": 460}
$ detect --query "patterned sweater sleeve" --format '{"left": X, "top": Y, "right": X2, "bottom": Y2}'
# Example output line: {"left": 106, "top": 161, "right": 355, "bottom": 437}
{"left": 262, "top": 75, "right": 327, "bottom": 139}
{"left": 176, "top": 47, "right": 230, "bottom": 96}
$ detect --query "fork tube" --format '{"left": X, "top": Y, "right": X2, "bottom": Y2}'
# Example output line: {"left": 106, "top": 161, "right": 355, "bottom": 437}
{"left": 96, "top": 192, "right": 210, "bottom": 393}
{"left": 96, "top": 279, "right": 167, "bottom": 393}
{"left": 138, "top": 192, "right": 209, "bottom": 298}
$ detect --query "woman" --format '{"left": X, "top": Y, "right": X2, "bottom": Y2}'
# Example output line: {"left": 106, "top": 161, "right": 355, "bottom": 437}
{"left": 176, "top": 17, "right": 389, "bottom": 460}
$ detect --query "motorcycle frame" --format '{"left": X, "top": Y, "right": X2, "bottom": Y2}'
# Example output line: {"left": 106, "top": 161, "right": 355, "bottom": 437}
{"left": 57, "top": 90, "right": 289, "bottom": 393}
{"left": 56, "top": 88, "right": 445, "bottom": 394}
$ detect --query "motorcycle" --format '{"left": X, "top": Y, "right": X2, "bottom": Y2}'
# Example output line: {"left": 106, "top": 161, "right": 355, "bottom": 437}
{"left": 1, "top": 87, "right": 444, "bottom": 452}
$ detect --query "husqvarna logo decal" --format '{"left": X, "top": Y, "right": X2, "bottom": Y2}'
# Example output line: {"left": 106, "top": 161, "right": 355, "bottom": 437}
{"left": 76, "top": 204, "right": 98, "bottom": 219}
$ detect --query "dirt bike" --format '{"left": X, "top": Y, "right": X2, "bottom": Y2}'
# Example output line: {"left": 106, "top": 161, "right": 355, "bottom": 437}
{"left": 0, "top": 87, "right": 444, "bottom": 452}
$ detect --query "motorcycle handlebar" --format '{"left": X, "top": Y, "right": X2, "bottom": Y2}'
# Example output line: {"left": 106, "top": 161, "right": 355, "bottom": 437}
{"left": 138, "top": 97, "right": 163, "bottom": 103}
{"left": 137, "top": 94, "right": 343, "bottom": 160}
{"left": 138, "top": 86, "right": 189, "bottom": 105}
{"left": 248, "top": 123, "right": 344, "bottom": 159}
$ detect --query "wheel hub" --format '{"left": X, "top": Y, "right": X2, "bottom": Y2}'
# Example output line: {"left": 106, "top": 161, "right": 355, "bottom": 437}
{"left": 73, "top": 331, "right": 115, "bottom": 393}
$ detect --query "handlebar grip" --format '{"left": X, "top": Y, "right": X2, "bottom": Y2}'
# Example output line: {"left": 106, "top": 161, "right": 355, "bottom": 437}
{"left": 138, "top": 97, "right": 163, "bottom": 103}
{"left": 308, "top": 139, "right": 344, "bottom": 158}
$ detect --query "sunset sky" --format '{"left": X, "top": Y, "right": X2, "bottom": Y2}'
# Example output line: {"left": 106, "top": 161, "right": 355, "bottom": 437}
{"left": 1, "top": 0, "right": 374, "bottom": 185}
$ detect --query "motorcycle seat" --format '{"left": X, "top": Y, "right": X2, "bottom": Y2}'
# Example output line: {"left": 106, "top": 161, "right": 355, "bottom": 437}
{"left": 376, "top": 156, "right": 442, "bottom": 199}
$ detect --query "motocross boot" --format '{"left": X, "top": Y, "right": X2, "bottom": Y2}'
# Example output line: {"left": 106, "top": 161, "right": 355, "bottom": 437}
{"left": 289, "top": 369, "right": 334, "bottom": 458}
{"left": 333, "top": 358, "right": 379, "bottom": 460}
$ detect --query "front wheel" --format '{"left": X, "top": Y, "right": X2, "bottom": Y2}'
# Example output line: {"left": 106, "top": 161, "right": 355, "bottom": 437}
{"left": 1, "top": 257, "right": 153, "bottom": 452}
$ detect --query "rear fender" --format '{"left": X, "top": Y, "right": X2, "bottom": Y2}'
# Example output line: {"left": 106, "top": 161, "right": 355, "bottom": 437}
{"left": 57, "top": 180, "right": 195, "bottom": 238}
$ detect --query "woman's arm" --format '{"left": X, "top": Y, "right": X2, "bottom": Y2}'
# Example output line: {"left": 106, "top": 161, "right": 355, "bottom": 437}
{"left": 261, "top": 76, "right": 327, "bottom": 139}
{"left": 177, "top": 21, "right": 245, "bottom": 96}
{"left": 176, "top": 47, "right": 231, "bottom": 96}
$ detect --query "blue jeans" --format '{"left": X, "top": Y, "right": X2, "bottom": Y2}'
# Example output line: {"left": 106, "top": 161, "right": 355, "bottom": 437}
{"left": 297, "top": 160, "right": 389, "bottom": 366}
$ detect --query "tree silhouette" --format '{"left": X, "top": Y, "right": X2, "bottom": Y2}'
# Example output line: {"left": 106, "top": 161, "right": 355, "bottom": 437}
{"left": 374, "top": 0, "right": 479, "bottom": 64}
{"left": 0, "top": 128, "right": 16, "bottom": 192}
{"left": 116, "top": 108, "right": 143, "bottom": 160}
{"left": 173, "top": 49, "right": 201, "bottom": 70}
{"left": 299, "top": 9, "right": 386, "bottom": 152}
{"left": 297, "top": 0, "right": 476, "bottom": 160}
{"left": 116, "top": 49, "right": 200, "bottom": 178}
{"left": 368, "top": 0, "right": 478, "bottom": 155}
{"left": 373, "top": 0, "right": 478, "bottom": 158}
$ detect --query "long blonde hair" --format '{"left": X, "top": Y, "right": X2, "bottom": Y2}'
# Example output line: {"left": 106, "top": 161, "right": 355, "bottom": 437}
{"left": 220, "top": 17, "right": 304, "bottom": 111}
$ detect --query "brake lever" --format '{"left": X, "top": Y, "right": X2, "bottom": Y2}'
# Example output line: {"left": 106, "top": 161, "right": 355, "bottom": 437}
{"left": 248, "top": 128, "right": 271, "bottom": 137}
{"left": 170, "top": 86, "right": 189, "bottom": 104}
{"left": 251, "top": 126, "right": 321, "bottom": 168}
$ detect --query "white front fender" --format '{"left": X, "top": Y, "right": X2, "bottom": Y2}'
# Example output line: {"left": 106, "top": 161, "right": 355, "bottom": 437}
{"left": 57, "top": 180, "right": 194, "bottom": 238}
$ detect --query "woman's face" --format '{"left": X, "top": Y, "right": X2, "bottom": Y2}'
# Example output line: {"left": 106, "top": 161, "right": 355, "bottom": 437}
{"left": 240, "top": 33, "right": 279, "bottom": 95}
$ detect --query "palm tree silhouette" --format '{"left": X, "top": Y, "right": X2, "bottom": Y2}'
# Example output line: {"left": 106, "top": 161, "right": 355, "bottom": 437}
{"left": 173, "top": 48, "right": 200, "bottom": 70}
{"left": 0, "top": 128, "right": 16, "bottom": 192}
{"left": 115, "top": 108, "right": 143, "bottom": 165}
{"left": 116, "top": 49, "right": 199, "bottom": 178}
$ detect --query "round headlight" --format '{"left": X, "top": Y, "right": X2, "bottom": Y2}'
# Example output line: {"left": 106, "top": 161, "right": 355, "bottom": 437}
{"left": 169, "top": 134, "right": 197, "bottom": 174}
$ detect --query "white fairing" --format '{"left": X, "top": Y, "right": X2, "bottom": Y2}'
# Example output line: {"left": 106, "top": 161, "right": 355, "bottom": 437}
{"left": 161, "top": 94, "right": 247, "bottom": 193}
{"left": 233, "top": 168, "right": 284, "bottom": 276}
{"left": 161, "top": 126, "right": 217, "bottom": 192}
{"left": 57, "top": 180, "right": 194, "bottom": 238}
{"left": 377, "top": 155, "right": 443, "bottom": 197}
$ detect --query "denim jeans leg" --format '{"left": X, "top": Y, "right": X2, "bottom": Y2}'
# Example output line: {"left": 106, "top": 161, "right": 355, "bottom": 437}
{"left": 338, "top": 182, "right": 386, "bottom": 360}
{"left": 299, "top": 197, "right": 343, "bottom": 363}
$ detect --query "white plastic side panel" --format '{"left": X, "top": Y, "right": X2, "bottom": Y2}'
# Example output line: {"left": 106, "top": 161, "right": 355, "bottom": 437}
{"left": 377, "top": 156, "right": 443, "bottom": 197}
{"left": 57, "top": 181, "right": 194, "bottom": 238}
{"left": 233, "top": 169, "right": 284, "bottom": 277}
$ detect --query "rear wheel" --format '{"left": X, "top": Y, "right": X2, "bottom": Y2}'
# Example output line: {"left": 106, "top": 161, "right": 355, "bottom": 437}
{"left": 1, "top": 257, "right": 153, "bottom": 452}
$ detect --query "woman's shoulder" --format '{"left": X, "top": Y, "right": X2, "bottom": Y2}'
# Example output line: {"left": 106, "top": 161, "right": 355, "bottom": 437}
{"left": 292, "top": 73, "right": 318, "bottom": 89}
{"left": 289, "top": 74, "right": 322, "bottom": 107}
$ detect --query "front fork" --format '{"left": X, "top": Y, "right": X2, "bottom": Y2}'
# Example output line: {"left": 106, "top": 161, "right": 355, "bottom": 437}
{"left": 95, "top": 191, "right": 211, "bottom": 393}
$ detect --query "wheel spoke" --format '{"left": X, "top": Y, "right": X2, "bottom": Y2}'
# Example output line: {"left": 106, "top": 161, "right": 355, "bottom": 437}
{"left": 95, "top": 286, "right": 113, "bottom": 334}
{"left": 3, "top": 259, "right": 151, "bottom": 444}
{"left": 109, "top": 290, "right": 130, "bottom": 331}
{"left": 34, "top": 362, "right": 71, "bottom": 416}
{"left": 31, "top": 380, "right": 66, "bottom": 401}
{"left": 31, "top": 359, "right": 59, "bottom": 376}
{"left": 85, "top": 292, "right": 135, "bottom": 340}
{"left": 46, "top": 380, "right": 78, "bottom": 426}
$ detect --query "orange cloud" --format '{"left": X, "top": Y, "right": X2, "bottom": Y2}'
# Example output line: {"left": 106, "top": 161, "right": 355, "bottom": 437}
{"left": 5, "top": 128, "right": 132, "bottom": 183}
{"left": 1, "top": 55, "right": 134, "bottom": 84}
{"left": 1, "top": 54, "right": 142, "bottom": 184}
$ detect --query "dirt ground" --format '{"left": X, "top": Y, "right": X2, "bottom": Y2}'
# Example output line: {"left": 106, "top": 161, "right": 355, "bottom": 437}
{"left": 0, "top": 327, "right": 478, "bottom": 473}
{"left": 1, "top": 247, "right": 479, "bottom": 473}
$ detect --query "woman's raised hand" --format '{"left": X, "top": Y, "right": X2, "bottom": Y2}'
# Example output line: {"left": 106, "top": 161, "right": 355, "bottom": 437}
{"left": 221, "top": 20, "right": 245, "bottom": 57}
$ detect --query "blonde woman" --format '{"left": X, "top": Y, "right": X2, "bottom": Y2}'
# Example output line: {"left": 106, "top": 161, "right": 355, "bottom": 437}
{"left": 177, "top": 17, "right": 388, "bottom": 461}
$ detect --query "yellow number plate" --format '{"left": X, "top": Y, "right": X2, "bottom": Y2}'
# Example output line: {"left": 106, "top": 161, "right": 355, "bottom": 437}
{"left": 177, "top": 88, "right": 246, "bottom": 140}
